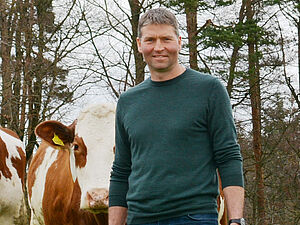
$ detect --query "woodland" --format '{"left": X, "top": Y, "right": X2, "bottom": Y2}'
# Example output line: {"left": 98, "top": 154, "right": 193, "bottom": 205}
{"left": 0, "top": 0, "right": 299, "bottom": 224}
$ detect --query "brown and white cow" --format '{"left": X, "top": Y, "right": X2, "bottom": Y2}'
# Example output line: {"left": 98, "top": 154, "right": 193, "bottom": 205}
{"left": 27, "top": 104, "right": 115, "bottom": 225}
{"left": 0, "top": 127, "right": 27, "bottom": 225}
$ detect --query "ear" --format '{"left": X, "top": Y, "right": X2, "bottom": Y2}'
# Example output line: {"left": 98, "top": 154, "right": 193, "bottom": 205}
{"left": 178, "top": 36, "right": 182, "bottom": 51}
{"left": 136, "top": 37, "right": 142, "bottom": 53}
{"left": 68, "top": 119, "right": 77, "bottom": 134}
{"left": 35, "top": 120, "right": 75, "bottom": 146}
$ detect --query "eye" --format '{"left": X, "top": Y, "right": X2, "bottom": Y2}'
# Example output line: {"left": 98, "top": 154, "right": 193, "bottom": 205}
{"left": 73, "top": 144, "right": 79, "bottom": 151}
{"left": 145, "top": 38, "right": 154, "bottom": 42}
{"left": 163, "top": 37, "right": 172, "bottom": 42}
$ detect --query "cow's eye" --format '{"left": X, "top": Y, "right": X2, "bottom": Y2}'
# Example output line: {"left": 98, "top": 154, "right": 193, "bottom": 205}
{"left": 74, "top": 144, "right": 79, "bottom": 151}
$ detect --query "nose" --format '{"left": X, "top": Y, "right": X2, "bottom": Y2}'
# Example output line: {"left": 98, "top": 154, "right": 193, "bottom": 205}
{"left": 86, "top": 188, "right": 109, "bottom": 210}
{"left": 154, "top": 39, "right": 164, "bottom": 51}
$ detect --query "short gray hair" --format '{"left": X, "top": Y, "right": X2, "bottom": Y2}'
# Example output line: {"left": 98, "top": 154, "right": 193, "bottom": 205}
{"left": 138, "top": 8, "right": 179, "bottom": 38}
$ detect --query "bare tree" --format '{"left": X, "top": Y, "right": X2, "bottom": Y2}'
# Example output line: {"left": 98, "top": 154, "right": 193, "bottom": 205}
{"left": 80, "top": 0, "right": 164, "bottom": 98}
{"left": 272, "top": 1, "right": 300, "bottom": 108}
{"left": 0, "top": 0, "right": 99, "bottom": 160}
{"left": 0, "top": 0, "right": 15, "bottom": 127}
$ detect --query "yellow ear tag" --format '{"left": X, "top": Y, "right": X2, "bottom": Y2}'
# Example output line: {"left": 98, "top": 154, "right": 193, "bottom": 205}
{"left": 52, "top": 133, "right": 64, "bottom": 146}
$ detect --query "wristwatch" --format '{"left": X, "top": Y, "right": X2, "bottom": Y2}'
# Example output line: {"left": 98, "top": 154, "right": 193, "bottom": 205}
{"left": 228, "top": 218, "right": 246, "bottom": 225}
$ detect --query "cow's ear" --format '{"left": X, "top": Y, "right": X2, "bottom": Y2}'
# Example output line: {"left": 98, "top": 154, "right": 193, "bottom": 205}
{"left": 35, "top": 121, "right": 75, "bottom": 146}
{"left": 68, "top": 120, "right": 77, "bottom": 134}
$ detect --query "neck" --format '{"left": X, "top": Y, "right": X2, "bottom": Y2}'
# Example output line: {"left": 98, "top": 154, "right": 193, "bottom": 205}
{"left": 150, "top": 64, "right": 186, "bottom": 82}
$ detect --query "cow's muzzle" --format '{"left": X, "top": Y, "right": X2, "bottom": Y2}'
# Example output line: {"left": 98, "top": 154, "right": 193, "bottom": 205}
{"left": 85, "top": 188, "right": 109, "bottom": 214}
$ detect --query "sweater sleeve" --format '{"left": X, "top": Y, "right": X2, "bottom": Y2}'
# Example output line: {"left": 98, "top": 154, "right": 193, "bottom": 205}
{"left": 208, "top": 78, "right": 244, "bottom": 188}
{"left": 109, "top": 97, "right": 131, "bottom": 207}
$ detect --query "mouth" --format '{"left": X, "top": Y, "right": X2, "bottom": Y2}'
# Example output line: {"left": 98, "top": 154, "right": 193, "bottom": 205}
{"left": 152, "top": 55, "right": 168, "bottom": 59}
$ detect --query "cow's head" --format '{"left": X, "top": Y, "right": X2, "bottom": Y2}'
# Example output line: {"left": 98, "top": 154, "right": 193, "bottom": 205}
{"left": 35, "top": 104, "right": 115, "bottom": 214}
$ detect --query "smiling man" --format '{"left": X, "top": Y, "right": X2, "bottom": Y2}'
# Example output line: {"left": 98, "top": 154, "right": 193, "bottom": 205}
{"left": 109, "top": 8, "right": 245, "bottom": 225}
{"left": 136, "top": 23, "right": 185, "bottom": 81}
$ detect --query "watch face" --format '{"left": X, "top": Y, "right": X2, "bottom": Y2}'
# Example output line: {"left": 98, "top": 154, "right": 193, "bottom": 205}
{"left": 241, "top": 218, "right": 246, "bottom": 225}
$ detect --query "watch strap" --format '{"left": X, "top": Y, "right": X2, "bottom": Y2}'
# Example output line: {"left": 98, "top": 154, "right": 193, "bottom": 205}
{"left": 228, "top": 218, "right": 245, "bottom": 225}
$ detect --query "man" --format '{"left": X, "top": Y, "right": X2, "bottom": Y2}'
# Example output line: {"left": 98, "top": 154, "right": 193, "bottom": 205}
{"left": 109, "top": 8, "right": 245, "bottom": 225}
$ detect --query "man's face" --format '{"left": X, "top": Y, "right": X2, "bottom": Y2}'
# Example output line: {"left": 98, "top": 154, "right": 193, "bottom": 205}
{"left": 137, "top": 24, "right": 181, "bottom": 74}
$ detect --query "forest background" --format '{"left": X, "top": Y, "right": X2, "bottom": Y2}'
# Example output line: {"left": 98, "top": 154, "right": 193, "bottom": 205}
{"left": 0, "top": 0, "right": 299, "bottom": 224}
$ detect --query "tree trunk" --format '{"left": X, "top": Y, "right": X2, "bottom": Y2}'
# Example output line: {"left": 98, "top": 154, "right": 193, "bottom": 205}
{"left": 23, "top": 0, "right": 35, "bottom": 161}
{"left": 128, "top": 0, "right": 146, "bottom": 86}
{"left": 26, "top": 0, "right": 46, "bottom": 161}
{"left": 18, "top": 0, "right": 27, "bottom": 139}
{"left": 227, "top": 1, "right": 246, "bottom": 97}
{"left": 0, "top": 1, "right": 13, "bottom": 127}
{"left": 245, "top": 0, "right": 266, "bottom": 224}
{"left": 184, "top": 0, "right": 199, "bottom": 71}
{"left": 12, "top": 0, "right": 23, "bottom": 137}
{"left": 297, "top": 0, "right": 300, "bottom": 92}
{"left": 227, "top": 47, "right": 238, "bottom": 97}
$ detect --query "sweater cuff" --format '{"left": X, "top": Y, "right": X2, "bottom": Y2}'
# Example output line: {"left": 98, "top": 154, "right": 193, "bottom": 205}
{"left": 109, "top": 180, "right": 128, "bottom": 207}
{"left": 219, "top": 159, "right": 244, "bottom": 188}
{"left": 109, "top": 195, "right": 128, "bottom": 208}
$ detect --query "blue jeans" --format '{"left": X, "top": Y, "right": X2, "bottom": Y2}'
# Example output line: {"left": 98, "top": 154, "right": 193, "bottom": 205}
{"left": 129, "top": 213, "right": 218, "bottom": 225}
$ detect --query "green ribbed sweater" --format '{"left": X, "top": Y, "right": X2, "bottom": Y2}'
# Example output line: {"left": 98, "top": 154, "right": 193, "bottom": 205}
{"left": 109, "top": 68, "right": 244, "bottom": 224}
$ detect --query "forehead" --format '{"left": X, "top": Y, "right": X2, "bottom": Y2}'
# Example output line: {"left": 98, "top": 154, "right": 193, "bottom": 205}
{"left": 140, "top": 24, "right": 178, "bottom": 38}
{"left": 75, "top": 104, "right": 115, "bottom": 149}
